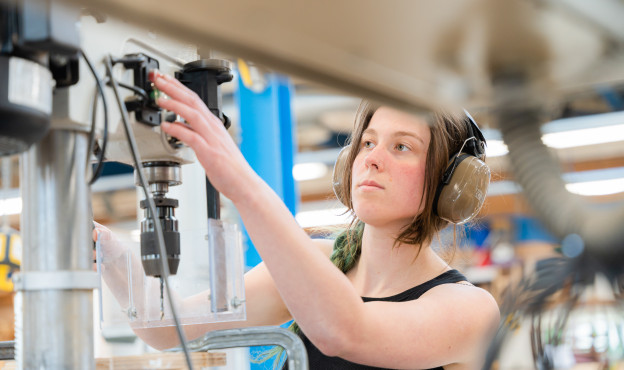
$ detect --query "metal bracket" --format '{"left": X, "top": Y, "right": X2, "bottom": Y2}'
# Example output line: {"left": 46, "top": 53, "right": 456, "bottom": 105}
{"left": 186, "top": 327, "right": 309, "bottom": 370}
{"left": 13, "top": 271, "right": 100, "bottom": 291}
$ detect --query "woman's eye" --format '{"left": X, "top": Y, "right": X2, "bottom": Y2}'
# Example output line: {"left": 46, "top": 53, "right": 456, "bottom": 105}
{"left": 363, "top": 141, "right": 375, "bottom": 149}
{"left": 396, "top": 144, "right": 409, "bottom": 152}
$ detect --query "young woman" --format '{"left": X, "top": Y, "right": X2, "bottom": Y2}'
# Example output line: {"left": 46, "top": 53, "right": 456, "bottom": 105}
{"left": 95, "top": 72, "right": 500, "bottom": 369}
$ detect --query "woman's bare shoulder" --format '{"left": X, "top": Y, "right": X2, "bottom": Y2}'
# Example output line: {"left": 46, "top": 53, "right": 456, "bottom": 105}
{"left": 425, "top": 281, "right": 499, "bottom": 323}
{"left": 410, "top": 281, "right": 499, "bottom": 367}
{"left": 426, "top": 282, "right": 500, "bottom": 343}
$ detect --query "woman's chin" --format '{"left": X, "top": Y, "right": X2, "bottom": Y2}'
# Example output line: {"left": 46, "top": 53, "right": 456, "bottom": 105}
{"left": 356, "top": 212, "right": 396, "bottom": 228}
{"left": 355, "top": 207, "right": 418, "bottom": 229}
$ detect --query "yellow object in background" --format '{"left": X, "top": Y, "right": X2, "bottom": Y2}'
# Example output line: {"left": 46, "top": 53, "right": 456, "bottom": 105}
{"left": 0, "top": 231, "right": 20, "bottom": 293}
{"left": 237, "top": 58, "right": 268, "bottom": 93}
{"left": 237, "top": 58, "right": 253, "bottom": 89}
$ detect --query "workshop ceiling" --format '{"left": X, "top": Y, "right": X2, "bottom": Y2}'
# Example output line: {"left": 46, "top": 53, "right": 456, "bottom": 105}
{"left": 3, "top": 0, "right": 624, "bottom": 226}
{"left": 66, "top": 0, "right": 624, "bottom": 112}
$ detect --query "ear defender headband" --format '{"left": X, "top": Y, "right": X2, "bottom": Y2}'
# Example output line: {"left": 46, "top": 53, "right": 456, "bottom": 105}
{"left": 433, "top": 110, "right": 490, "bottom": 224}
{"left": 332, "top": 110, "right": 490, "bottom": 225}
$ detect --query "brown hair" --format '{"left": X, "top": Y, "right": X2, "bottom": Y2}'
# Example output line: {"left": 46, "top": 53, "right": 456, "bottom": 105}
{"left": 335, "top": 100, "right": 476, "bottom": 253}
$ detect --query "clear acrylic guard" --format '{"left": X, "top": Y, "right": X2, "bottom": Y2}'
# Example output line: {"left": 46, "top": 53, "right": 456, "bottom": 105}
{"left": 98, "top": 219, "right": 246, "bottom": 331}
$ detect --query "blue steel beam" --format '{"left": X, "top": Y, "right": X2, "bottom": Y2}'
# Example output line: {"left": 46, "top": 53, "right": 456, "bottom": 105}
{"left": 236, "top": 73, "right": 299, "bottom": 269}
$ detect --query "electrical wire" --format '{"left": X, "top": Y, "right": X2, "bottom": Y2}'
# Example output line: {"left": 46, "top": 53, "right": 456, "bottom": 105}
{"left": 89, "top": 87, "right": 100, "bottom": 160}
{"left": 111, "top": 55, "right": 147, "bottom": 65}
{"left": 108, "top": 80, "right": 149, "bottom": 102}
{"left": 81, "top": 50, "right": 108, "bottom": 185}
{"left": 104, "top": 55, "right": 194, "bottom": 370}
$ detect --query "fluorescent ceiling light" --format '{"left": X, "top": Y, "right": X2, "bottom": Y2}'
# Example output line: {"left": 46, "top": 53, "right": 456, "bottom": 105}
{"left": 293, "top": 162, "right": 328, "bottom": 181}
{"left": 481, "top": 111, "right": 624, "bottom": 155}
{"left": 489, "top": 167, "right": 624, "bottom": 197}
{"left": 0, "top": 197, "right": 22, "bottom": 216}
{"left": 542, "top": 124, "right": 624, "bottom": 149}
{"left": 566, "top": 178, "right": 624, "bottom": 196}
{"left": 295, "top": 207, "right": 352, "bottom": 228}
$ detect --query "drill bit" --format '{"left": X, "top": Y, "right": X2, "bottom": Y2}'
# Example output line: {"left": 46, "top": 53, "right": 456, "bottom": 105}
{"left": 159, "top": 277, "right": 164, "bottom": 320}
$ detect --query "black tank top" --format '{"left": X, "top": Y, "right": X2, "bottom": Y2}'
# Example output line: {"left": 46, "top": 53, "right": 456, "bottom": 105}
{"left": 284, "top": 269, "right": 468, "bottom": 370}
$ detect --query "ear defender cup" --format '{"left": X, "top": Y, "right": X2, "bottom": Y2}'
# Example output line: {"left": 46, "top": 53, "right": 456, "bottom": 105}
{"left": 332, "top": 145, "right": 351, "bottom": 206}
{"left": 434, "top": 110, "right": 490, "bottom": 224}
{"left": 434, "top": 153, "right": 491, "bottom": 224}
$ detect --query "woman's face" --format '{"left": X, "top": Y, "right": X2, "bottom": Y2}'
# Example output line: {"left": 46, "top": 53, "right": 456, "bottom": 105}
{"left": 351, "top": 107, "right": 431, "bottom": 229}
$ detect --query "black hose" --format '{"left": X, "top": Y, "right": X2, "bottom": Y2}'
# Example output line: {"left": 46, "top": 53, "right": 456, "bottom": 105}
{"left": 498, "top": 103, "right": 624, "bottom": 266}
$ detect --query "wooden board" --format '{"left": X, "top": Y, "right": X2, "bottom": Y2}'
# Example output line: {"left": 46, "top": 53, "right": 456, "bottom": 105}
{"left": 0, "top": 295, "right": 14, "bottom": 342}
{"left": 96, "top": 352, "right": 226, "bottom": 369}
{"left": 0, "top": 352, "right": 226, "bottom": 370}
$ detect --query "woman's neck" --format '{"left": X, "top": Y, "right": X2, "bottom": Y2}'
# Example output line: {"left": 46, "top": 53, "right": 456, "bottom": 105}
{"left": 347, "top": 223, "right": 449, "bottom": 297}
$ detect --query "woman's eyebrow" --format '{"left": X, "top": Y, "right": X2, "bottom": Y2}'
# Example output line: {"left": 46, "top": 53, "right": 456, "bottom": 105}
{"left": 362, "top": 128, "right": 377, "bottom": 137}
{"left": 393, "top": 131, "right": 425, "bottom": 146}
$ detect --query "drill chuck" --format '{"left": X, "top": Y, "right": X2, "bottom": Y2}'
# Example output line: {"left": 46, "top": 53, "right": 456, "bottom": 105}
{"left": 140, "top": 197, "right": 180, "bottom": 277}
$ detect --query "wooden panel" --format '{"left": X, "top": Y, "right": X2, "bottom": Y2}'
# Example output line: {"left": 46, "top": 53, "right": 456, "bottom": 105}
{"left": 1, "top": 352, "right": 227, "bottom": 370}
{"left": 95, "top": 352, "right": 226, "bottom": 369}
{"left": 0, "top": 294, "right": 13, "bottom": 342}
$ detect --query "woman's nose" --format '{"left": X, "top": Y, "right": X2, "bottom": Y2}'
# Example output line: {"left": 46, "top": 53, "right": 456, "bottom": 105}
{"left": 364, "top": 146, "right": 384, "bottom": 171}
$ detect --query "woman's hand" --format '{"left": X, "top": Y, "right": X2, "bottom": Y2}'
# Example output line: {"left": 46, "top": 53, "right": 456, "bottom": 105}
{"left": 149, "top": 71, "right": 259, "bottom": 204}
{"left": 92, "top": 221, "right": 128, "bottom": 271}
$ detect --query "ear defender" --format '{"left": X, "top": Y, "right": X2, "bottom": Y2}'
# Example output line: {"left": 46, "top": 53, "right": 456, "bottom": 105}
{"left": 433, "top": 111, "right": 490, "bottom": 224}
{"left": 332, "top": 144, "right": 351, "bottom": 206}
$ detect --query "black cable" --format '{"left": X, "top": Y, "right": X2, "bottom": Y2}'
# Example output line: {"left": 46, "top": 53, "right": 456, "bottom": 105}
{"left": 111, "top": 55, "right": 147, "bottom": 65}
{"left": 81, "top": 50, "right": 108, "bottom": 185}
{"left": 89, "top": 85, "right": 100, "bottom": 160}
{"left": 104, "top": 55, "right": 194, "bottom": 370}
{"left": 100, "top": 76, "right": 149, "bottom": 102}
{"left": 108, "top": 80, "right": 149, "bottom": 101}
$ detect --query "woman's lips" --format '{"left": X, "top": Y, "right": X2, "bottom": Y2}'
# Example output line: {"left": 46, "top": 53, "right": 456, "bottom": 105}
{"left": 359, "top": 180, "right": 384, "bottom": 189}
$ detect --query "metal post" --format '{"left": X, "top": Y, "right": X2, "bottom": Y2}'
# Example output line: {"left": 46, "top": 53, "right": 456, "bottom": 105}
{"left": 17, "top": 129, "right": 94, "bottom": 369}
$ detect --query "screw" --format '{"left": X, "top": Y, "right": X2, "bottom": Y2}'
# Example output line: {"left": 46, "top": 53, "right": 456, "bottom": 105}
{"left": 231, "top": 296, "right": 245, "bottom": 308}
{"left": 127, "top": 307, "right": 138, "bottom": 320}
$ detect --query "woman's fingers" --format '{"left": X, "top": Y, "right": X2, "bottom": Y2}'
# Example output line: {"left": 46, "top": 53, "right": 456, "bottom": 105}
{"left": 93, "top": 221, "right": 106, "bottom": 241}
{"left": 156, "top": 98, "right": 215, "bottom": 139}
{"left": 149, "top": 71, "right": 192, "bottom": 102}
{"left": 151, "top": 72, "right": 228, "bottom": 133}
{"left": 149, "top": 70, "right": 235, "bottom": 154}
{"left": 151, "top": 72, "right": 213, "bottom": 118}
{"left": 161, "top": 121, "right": 212, "bottom": 157}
